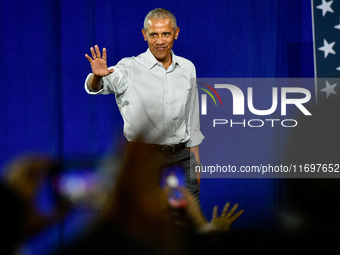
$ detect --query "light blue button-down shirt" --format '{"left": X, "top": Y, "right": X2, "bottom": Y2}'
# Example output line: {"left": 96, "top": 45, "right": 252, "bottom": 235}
{"left": 85, "top": 49, "right": 204, "bottom": 147}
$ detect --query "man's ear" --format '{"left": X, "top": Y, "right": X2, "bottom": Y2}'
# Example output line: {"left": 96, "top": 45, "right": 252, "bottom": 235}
{"left": 142, "top": 28, "right": 148, "bottom": 41}
{"left": 174, "top": 27, "right": 180, "bottom": 40}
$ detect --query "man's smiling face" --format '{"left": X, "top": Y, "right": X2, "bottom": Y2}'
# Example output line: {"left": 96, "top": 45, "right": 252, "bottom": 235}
{"left": 142, "top": 18, "right": 179, "bottom": 66}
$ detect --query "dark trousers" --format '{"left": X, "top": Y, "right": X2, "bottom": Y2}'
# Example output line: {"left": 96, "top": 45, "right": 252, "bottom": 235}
{"left": 158, "top": 149, "right": 200, "bottom": 203}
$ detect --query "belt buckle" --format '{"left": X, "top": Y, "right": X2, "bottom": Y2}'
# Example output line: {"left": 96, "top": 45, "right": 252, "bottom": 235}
{"left": 162, "top": 144, "right": 176, "bottom": 153}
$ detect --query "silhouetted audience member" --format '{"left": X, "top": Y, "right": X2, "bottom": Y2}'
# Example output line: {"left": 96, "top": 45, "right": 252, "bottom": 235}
{"left": 0, "top": 154, "right": 70, "bottom": 254}
{"left": 0, "top": 183, "right": 25, "bottom": 255}
{"left": 0, "top": 144, "right": 245, "bottom": 254}
{"left": 55, "top": 140, "right": 245, "bottom": 255}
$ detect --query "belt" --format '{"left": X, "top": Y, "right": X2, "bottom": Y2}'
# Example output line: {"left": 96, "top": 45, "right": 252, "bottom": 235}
{"left": 157, "top": 142, "right": 187, "bottom": 153}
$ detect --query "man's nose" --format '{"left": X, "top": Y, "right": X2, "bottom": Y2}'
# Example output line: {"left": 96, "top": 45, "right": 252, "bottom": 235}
{"left": 156, "top": 36, "right": 164, "bottom": 44}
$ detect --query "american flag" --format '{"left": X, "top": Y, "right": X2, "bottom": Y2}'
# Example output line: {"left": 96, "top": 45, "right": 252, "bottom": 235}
{"left": 313, "top": 0, "right": 340, "bottom": 102}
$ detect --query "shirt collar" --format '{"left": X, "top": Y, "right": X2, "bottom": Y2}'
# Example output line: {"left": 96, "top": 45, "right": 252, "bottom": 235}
{"left": 145, "top": 48, "right": 180, "bottom": 70}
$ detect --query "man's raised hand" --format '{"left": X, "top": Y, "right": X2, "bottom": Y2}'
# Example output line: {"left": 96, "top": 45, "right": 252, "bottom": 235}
{"left": 85, "top": 45, "right": 114, "bottom": 78}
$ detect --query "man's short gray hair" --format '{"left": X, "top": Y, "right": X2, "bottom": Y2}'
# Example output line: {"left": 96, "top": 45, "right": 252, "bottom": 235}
{"left": 143, "top": 8, "right": 177, "bottom": 31}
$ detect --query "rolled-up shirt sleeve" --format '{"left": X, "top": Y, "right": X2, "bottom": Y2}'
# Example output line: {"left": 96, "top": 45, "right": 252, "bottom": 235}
{"left": 186, "top": 68, "right": 204, "bottom": 147}
{"left": 84, "top": 59, "right": 130, "bottom": 95}
{"left": 84, "top": 73, "right": 104, "bottom": 95}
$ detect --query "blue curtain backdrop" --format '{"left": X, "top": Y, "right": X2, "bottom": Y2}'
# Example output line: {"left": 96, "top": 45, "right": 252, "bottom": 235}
{"left": 0, "top": 0, "right": 314, "bottom": 252}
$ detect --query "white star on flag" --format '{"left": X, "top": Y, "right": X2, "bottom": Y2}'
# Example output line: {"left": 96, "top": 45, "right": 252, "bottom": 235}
{"left": 317, "top": 0, "right": 334, "bottom": 17}
{"left": 318, "top": 39, "right": 336, "bottom": 58}
{"left": 320, "top": 80, "right": 337, "bottom": 98}
{"left": 335, "top": 18, "right": 340, "bottom": 30}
